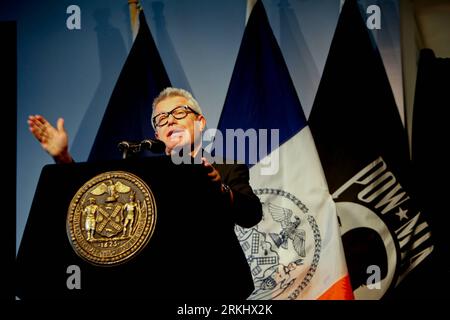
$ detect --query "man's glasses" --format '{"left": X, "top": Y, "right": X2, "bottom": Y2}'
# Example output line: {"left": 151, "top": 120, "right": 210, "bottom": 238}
{"left": 152, "top": 105, "right": 199, "bottom": 128}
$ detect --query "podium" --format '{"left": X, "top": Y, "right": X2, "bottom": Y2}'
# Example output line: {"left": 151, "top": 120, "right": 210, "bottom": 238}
{"left": 16, "top": 156, "right": 253, "bottom": 300}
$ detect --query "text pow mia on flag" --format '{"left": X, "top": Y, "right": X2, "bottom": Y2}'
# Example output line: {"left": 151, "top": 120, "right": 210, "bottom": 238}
{"left": 308, "top": 0, "right": 434, "bottom": 299}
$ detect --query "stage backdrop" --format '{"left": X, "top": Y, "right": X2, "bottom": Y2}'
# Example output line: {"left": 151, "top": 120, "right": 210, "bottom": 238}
{"left": 7, "top": 0, "right": 403, "bottom": 262}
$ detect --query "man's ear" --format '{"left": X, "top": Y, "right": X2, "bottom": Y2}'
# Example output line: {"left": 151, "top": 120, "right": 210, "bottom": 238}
{"left": 155, "top": 131, "right": 159, "bottom": 139}
{"left": 198, "top": 115, "right": 207, "bottom": 131}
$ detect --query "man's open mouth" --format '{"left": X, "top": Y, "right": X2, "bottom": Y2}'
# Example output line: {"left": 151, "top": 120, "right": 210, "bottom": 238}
{"left": 167, "top": 128, "right": 185, "bottom": 139}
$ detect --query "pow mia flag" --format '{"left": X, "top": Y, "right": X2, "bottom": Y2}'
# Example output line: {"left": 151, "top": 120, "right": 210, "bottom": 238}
{"left": 308, "top": 0, "right": 434, "bottom": 299}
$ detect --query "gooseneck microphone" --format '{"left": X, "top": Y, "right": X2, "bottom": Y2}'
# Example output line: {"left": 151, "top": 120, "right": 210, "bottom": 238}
{"left": 117, "top": 138, "right": 166, "bottom": 159}
{"left": 140, "top": 139, "right": 166, "bottom": 153}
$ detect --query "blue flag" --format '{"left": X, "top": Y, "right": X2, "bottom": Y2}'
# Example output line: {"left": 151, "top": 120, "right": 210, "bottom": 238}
{"left": 88, "top": 10, "right": 171, "bottom": 162}
{"left": 216, "top": 0, "right": 353, "bottom": 299}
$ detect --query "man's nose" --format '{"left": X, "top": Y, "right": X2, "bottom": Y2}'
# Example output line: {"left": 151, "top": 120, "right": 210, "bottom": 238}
{"left": 167, "top": 114, "right": 178, "bottom": 125}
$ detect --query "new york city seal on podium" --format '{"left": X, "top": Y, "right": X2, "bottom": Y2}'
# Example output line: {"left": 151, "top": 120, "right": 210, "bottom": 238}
{"left": 67, "top": 171, "right": 157, "bottom": 266}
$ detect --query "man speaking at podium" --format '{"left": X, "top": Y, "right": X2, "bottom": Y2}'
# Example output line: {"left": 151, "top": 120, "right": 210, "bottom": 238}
{"left": 27, "top": 87, "right": 263, "bottom": 300}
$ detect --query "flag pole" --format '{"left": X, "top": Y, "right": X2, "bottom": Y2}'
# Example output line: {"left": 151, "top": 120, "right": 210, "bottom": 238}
{"left": 128, "top": 0, "right": 140, "bottom": 41}
{"left": 246, "top": 0, "right": 257, "bottom": 24}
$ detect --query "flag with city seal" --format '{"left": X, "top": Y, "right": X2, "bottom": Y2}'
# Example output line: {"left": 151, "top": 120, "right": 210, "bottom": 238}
{"left": 215, "top": 0, "right": 353, "bottom": 300}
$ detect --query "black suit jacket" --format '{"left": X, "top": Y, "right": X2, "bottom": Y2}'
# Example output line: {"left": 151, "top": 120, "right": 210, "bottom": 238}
{"left": 188, "top": 160, "right": 262, "bottom": 300}
{"left": 214, "top": 162, "right": 262, "bottom": 228}
{"left": 133, "top": 154, "right": 262, "bottom": 301}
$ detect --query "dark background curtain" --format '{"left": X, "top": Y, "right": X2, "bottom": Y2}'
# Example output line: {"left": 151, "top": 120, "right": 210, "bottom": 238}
{"left": 411, "top": 48, "right": 450, "bottom": 298}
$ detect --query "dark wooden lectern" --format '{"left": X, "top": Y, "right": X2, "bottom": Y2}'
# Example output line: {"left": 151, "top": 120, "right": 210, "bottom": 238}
{"left": 16, "top": 156, "right": 253, "bottom": 300}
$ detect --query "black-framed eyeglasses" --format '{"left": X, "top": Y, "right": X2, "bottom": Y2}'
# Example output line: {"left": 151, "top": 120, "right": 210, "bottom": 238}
{"left": 152, "top": 105, "right": 199, "bottom": 128}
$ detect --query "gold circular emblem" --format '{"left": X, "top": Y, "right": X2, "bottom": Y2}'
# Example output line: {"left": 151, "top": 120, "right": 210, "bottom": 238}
{"left": 67, "top": 171, "right": 157, "bottom": 266}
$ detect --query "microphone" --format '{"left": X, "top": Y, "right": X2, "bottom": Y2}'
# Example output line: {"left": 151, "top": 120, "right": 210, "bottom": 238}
{"left": 117, "top": 138, "right": 166, "bottom": 159}
{"left": 140, "top": 139, "right": 166, "bottom": 154}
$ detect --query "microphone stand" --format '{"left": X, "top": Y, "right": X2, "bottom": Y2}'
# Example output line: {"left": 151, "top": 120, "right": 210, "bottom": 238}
{"left": 117, "top": 139, "right": 165, "bottom": 159}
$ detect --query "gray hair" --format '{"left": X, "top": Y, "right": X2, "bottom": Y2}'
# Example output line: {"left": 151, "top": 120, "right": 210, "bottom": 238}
{"left": 151, "top": 87, "right": 203, "bottom": 129}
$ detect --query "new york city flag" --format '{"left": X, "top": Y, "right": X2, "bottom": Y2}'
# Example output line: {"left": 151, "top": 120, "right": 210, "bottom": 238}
{"left": 216, "top": 0, "right": 353, "bottom": 299}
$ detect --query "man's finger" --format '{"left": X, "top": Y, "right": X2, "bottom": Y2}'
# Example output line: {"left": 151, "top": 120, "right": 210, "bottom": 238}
{"left": 207, "top": 170, "right": 217, "bottom": 178}
{"left": 35, "top": 115, "right": 49, "bottom": 127}
{"left": 28, "top": 116, "right": 41, "bottom": 130}
{"left": 56, "top": 118, "right": 65, "bottom": 132}
{"left": 28, "top": 125, "right": 40, "bottom": 138}
{"left": 201, "top": 157, "right": 214, "bottom": 172}
{"left": 30, "top": 116, "right": 47, "bottom": 132}
{"left": 29, "top": 126, "right": 44, "bottom": 142}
